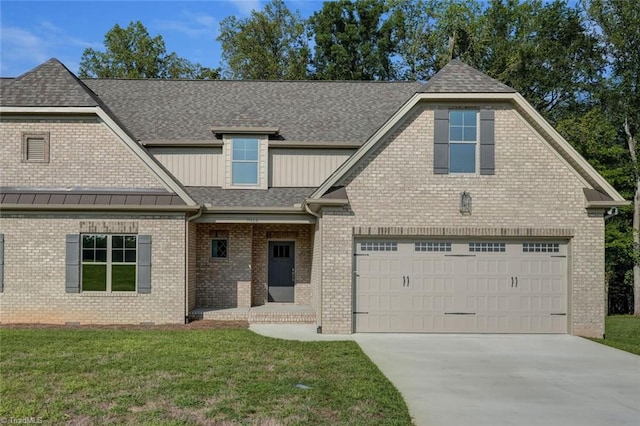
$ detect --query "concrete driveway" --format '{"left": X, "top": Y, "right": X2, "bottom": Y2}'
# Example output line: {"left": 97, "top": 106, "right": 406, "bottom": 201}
{"left": 353, "top": 334, "right": 640, "bottom": 426}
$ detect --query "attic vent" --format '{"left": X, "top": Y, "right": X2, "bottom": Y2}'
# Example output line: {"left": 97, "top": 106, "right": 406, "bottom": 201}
{"left": 22, "top": 132, "right": 50, "bottom": 163}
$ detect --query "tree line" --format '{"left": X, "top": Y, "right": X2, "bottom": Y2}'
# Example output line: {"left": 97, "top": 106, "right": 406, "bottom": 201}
{"left": 78, "top": 0, "right": 639, "bottom": 315}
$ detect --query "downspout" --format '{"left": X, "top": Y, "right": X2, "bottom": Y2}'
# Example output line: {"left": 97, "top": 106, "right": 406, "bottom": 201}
{"left": 184, "top": 205, "right": 204, "bottom": 323}
{"left": 303, "top": 202, "right": 323, "bottom": 333}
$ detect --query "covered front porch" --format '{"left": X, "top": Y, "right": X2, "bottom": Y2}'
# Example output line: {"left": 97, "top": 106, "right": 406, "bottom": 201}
{"left": 187, "top": 220, "right": 320, "bottom": 324}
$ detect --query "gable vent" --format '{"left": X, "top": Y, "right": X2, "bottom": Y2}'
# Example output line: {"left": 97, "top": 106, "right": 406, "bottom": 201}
{"left": 27, "top": 138, "right": 46, "bottom": 161}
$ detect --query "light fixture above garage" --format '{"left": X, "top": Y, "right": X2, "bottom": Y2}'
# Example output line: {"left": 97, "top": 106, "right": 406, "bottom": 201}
{"left": 460, "top": 191, "right": 472, "bottom": 215}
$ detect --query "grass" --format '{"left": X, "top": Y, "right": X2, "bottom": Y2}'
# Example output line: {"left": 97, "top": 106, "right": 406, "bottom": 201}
{"left": 0, "top": 327, "right": 412, "bottom": 425}
{"left": 590, "top": 315, "right": 640, "bottom": 355}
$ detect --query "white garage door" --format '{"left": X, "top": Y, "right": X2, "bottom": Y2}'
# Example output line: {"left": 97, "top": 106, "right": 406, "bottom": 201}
{"left": 354, "top": 240, "right": 567, "bottom": 333}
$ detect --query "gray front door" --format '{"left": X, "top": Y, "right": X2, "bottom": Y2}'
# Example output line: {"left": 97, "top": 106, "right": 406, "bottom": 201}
{"left": 268, "top": 241, "right": 295, "bottom": 302}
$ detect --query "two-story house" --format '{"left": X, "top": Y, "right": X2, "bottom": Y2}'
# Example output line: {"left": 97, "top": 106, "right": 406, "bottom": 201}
{"left": 0, "top": 58, "right": 627, "bottom": 337}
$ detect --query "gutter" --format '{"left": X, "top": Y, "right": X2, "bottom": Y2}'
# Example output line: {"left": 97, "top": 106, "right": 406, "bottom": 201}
{"left": 184, "top": 206, "right": 204, "bottom": 323}
{"left": 585, "top": 200, "right": 631, "bottom": 209}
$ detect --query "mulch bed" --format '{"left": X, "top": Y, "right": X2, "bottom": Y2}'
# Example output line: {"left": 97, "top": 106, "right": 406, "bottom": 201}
{"left": 0, "top": 320, "right": 249, "bottom": 331}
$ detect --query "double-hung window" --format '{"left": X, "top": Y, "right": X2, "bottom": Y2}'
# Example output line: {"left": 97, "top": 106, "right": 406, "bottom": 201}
{"left": 449, "top": 110, "right": 478, "bottom": 173}
{"left": 82, "top": 234, "right": 137, "bottom": 292}
{"left": 434, "top": 108, "right": 494, "bottom": 175}
{"left": 232, "top": 138, "right": 259, "bottom": 185}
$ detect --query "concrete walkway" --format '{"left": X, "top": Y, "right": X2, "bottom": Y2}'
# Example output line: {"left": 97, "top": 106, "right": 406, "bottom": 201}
{"left": 250, "top": 326, "right": 640, "bottom": 426}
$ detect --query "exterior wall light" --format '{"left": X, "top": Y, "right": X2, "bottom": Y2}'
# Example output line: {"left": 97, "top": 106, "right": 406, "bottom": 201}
{"left": 460, "top": 191, "right": 472, "bottom": 215}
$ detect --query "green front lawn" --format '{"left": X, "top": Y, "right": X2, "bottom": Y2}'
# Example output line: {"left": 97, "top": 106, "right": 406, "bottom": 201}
{"left": 590, "top": 315, "right": 640, "bottom": 355}
{"left": 0, "top": 327, "right": 412, "bottom": 425}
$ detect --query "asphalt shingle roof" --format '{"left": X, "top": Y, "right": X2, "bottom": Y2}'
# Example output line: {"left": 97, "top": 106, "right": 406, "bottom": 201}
{"left": 422, "top": 60, "right": 515, "bottom": 93}
{"left": 2, "top": 57, "right": 515, "bottom": 146}
{"left": 1, "top": 58, "right": 101, "bottom": 107}
{"left": 83, "top": 79, "right": 425, "bottom": 144}
{"left": 186, "top": 187, "right": 314, "bottom": 208}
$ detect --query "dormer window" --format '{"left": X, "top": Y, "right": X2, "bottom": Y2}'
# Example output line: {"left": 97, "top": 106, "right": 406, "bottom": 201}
{"left": 215, "top": 127, "right": 275, "bottom": 189}
{"left": 232, "top": 138, "right": 259, "bottom": 185}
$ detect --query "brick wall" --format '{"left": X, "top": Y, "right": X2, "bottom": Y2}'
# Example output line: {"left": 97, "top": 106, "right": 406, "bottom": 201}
{"left": 0, "top": 214, "right": 187, "bottom": 324}
{"left": 320, "top": 104, "right": 606, "bottom": 337}
{"left": 195, "top": 224, "right": 252, "bottom": 309}
{"left": 187, "top": 221, "right": 197, "bottom": 311}
{"left": 0, "top": 118, "right": 164, "bottom": 189}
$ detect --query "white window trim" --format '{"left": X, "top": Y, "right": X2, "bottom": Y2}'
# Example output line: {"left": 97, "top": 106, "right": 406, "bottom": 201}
{"left": 223, "top": 134, "right": 268, "bottom": 189}
{"left": 81, "top": 234, "right": 137, "bottom": 293}
{"left": 21, "top": 132, "right": 50, "bottom": 163}
{"left": 448, "top": 110, "right": 479, "bottom": 175}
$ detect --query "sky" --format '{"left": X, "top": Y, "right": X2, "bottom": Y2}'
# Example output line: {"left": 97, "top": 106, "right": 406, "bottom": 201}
{"left": 0, "top": 0, "right": 324, "bottom": 77}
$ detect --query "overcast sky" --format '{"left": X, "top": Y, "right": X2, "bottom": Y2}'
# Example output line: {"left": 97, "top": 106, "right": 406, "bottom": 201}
{"left": 0, "top": 0, "right": 322, "bottom": 77}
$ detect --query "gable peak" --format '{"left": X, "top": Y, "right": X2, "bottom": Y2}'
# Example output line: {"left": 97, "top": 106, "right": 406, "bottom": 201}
{"left": 423, "top": 60, "right": 515, "bottom": 94}
{"left": 1, "top": 58, "right": 101, "bottom": 107}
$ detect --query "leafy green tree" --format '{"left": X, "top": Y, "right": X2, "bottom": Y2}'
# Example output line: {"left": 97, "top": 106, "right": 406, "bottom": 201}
{"left": 431, "top": 0, "right": 484, "bottom": 70}
{"left": 310, "top": 0, "right": 401, "bottom": 80}
{"left": 79, "top": 21, "right": 218, "bottom": 79}
{"left": 588, "top": 0, "right": 640, "bottom": 314}
{"left": 557, "top": 108, "right": 635, "bottom": 313}
{"left": 391, "top": 0, "right": 439, "bottom": 80}
{"left": 477, "top": 0, "right": 603, "bottom": 121}
{"left": 217, "top": 0, "right": 310, "bottom": 79}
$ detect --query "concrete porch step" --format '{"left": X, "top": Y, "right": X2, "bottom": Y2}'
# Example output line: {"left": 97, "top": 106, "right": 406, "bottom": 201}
{"left": 190, "top": 304, "right": 316, "bottom": 324}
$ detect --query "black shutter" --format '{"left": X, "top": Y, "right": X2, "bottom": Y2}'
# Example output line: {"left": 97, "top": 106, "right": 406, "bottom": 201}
{"left": 479, "top": 109, "right": 495, "bottom": 175}
{"left": 138, "top": 235, "right": 152, "bottom": 294}
{"left": 434, "top": 109, "right": 450, "bottom": 174}
{"left": 65, "top": 234, "right": 80, "bottom": 293}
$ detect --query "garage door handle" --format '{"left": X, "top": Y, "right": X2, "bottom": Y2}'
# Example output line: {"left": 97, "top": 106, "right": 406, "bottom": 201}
{"left": 407, "top": 276, "right": 410, "bottom": 286}
{"left": 445, "top": 312, "right": 476, "bottom": 315}
{"left": 403, "top": 276, "right": 406, "bottom": 286}
{"left": 550, "top": 313, "right": 566, "bottom": 316}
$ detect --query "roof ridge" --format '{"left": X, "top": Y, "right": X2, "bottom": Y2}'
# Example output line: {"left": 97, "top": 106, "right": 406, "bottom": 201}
{"left": 82, "top": 77, "right": 425, "bottom": 85}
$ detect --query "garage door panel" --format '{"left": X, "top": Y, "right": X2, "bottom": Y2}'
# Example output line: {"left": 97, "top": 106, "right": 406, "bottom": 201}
{"left": 354, "top": 240, "right": 567, "bottom": 333}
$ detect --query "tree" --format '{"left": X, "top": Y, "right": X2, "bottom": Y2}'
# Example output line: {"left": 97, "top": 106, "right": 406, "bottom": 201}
{"left": 79, "top": 21, "right": 218, "bottom": 79}
{"left": 392, "top": 0, "right": 439, "bottom": 80}
{"left": 478, "top": 0, "right": 603, "bottom": 121}
{"left": 588, "top": 0, "right": 640, "bottom": 315}
{"left": 217, "top": 0, "right": 310, "bottom": 79}
{"left": 557, "top": 108, "right": 635, "bottom": 313}
{"left": 310, "top": 0, "right": 401, "bottom": 80}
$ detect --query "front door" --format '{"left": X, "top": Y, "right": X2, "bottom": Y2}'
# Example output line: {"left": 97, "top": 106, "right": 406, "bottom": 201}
{"left": 268, "top": 241, "right": 295, "bottom": 302}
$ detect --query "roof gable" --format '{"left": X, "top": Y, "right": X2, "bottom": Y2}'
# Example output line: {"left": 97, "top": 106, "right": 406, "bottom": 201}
{"left": 422, "top": 60, "right": 515, "bottom": 93}
{"left": 1, "top": 58, "right": 100, "bottom": 107}
{"left": 308, "top": 61, "right": 626, "bottom": 206}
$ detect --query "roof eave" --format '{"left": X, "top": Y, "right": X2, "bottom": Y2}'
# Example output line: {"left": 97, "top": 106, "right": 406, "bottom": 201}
{"left": 202, "top": 205, "right": 305, "bottom": 214}
{"left": 0, "top": 204, "right": 197, "bottom": 212}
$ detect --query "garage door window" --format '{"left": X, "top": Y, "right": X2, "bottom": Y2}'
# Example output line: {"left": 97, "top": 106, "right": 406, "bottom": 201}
{"left": 361, "top": 242, "right": 398, "bottom": 251}
{"left": 415, "top": 242, "right": 452, "bottom": 252}
{"left": 523, "top": 243, "right": 559, "bottom": 253}
{"left": 469, "top": 242, "right": 505, "bottom": 252}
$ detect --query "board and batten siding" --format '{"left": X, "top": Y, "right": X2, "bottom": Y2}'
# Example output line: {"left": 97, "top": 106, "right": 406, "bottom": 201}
{"left": 269, "top": 149, "right": 354, "bottom": 187}
{"left": 148, "top": 147, "right": 224, "bottom": 187}
{"left": 149, "top": 147, "right": 355, "bottom": 188}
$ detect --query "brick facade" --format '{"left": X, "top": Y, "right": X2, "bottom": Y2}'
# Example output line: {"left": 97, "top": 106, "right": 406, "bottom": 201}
{"left": 319, "top": 105, "right": 606, "bottom": 337}
{"left": 194, "top": 223, "right": 314, "bottom": 309}
{"left": 0, "top": 214, "right": 187, "bottom": 324}
{"left": 0, "top": 118, "right": 163, "bottom": 189}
